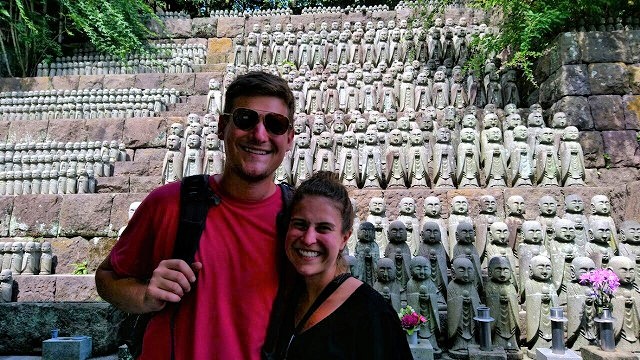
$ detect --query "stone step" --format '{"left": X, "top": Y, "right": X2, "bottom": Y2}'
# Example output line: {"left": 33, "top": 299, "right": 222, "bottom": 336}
{"left": 12, "top": 275, "right": 98, "bottom": 302}
{"left": 0, "top": 72, "right": 222, "bottom": 95}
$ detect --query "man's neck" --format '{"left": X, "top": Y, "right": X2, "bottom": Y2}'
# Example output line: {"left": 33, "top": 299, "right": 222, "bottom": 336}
{"left": 216, "top": 173, "right": 277, "bottom": 202}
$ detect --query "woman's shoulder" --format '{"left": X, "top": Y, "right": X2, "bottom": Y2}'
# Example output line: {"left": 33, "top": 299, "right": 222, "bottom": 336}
{"left": 348, "top": 281, "right": 399, "bottom": 317}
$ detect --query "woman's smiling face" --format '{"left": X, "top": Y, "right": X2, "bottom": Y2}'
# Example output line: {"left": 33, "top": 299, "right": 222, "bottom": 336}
{"left": 285, "top": 195, "right": 349, "bottom": 283}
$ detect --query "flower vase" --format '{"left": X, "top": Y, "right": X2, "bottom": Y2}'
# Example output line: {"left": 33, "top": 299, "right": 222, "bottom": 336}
{"left": 594, "top": 307, "right": 615, "bottom": 352}
{"left": 406, "top": 331, "right": 418, "bottom": 345}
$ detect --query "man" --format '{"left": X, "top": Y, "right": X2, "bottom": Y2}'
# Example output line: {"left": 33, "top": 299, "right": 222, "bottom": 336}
{"left": 95, "top": 72, "right": 295, "bottom": 359}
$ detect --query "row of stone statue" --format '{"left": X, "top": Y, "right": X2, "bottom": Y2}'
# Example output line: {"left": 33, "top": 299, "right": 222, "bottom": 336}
{"left": 345, "top": 209, "right": 640, "bottom": 354}
{"left": 231, "top": 18, "right": 490, "bottom": 71}
{"left": 0, "top": 88, "right": 180, "bottom": 121}
{"left": 209, "top": 8, "right": 292, "bottom": 17}
{"left": 0, "top": 140, "right": 128, "bottom": 160}
{"left": 283, "top": 112, "right": 580, "bottom": 189}
{"left": 0, "top": 241, "right": 56, "bottom": 276}
{"left": 156, "top": 11, "right": 190, "bottom": 19}
{"left": 0, "top": 140, "right": 127, "bottom": 176}
{"left": 300, "top": 4, "right": 389, "bottom": 14}
{"left": 0, "top": 168, "right": 98, "bottom": 195}
{"left": 575, "top": 16, "right": 640, "bottom": 32}
{"left": 348, "top": 194, "right": 628, "bottom": 258}
{"left": 220, "top": 55, "right": 517, "bottom": 117}
{"left": 37, "top": 43, "right": 207, "bottom": 77}
{"left": 363, "top": 249, "right": 640, "bottom": 355}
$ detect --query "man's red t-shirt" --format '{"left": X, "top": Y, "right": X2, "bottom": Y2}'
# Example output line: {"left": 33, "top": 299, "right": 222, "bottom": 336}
{"left": 110, "top": 177, "right": 282, "bottom": 359}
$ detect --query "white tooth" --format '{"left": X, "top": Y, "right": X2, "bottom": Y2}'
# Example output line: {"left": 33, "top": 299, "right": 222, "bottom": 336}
{"left": 299, "top": 249, "right": 320, "bottom": 257}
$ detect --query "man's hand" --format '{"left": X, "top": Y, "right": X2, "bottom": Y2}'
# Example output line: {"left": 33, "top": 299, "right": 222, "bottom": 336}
{"left": 143, "top": 260, "right": 202, "bottom": 311}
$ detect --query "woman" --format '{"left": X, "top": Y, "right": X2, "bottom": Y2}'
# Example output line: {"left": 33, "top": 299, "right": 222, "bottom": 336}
{"left": 264, "top": 171, "right": 413, "bottom": 359}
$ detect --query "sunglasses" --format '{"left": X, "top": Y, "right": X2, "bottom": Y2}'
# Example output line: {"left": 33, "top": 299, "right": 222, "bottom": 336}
{"left": 223, "top": 108, "right": 291, "bottom": 135}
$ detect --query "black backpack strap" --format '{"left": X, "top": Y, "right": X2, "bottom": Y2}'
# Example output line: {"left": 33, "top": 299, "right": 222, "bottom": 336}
{"left": 173, "top": 174, "right": 220, "bottom": 264}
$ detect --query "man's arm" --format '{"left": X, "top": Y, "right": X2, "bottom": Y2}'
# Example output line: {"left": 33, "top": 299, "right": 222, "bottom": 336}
{"left": 95, "top": 256, "right": 201, "bottom": 314}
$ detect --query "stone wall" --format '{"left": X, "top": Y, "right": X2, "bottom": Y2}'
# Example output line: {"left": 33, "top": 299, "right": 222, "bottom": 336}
{"left": 536, "top": 31, "right": 640, "bottom": 179}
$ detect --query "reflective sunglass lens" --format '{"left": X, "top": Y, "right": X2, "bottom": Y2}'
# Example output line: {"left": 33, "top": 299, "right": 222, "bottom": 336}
{"left": 265, "top": 114, "right": 289, "bottom": 135}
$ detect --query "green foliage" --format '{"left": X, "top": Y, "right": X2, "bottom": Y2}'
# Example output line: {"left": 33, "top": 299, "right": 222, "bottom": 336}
{"left": 0, "top": 0, "right": 60, "bottom": 77}
{"left": 603, "top": 153, "right": 612, "bottom": 169}
{"left": 71, "top": 260, "right": 89, "bottom": 275}
{"left": 59, "top": 0, "right": 161, "bottom": 58}
{"left": 413, "top": 0, "right": 640, "bottom": 85}
{"left": 0, "top": 0, "right": 163, "bottom": 77}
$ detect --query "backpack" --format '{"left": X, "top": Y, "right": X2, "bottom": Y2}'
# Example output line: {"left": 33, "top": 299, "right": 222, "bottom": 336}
{"left": 122, "top": 175, "right": 294, "bottom": 358}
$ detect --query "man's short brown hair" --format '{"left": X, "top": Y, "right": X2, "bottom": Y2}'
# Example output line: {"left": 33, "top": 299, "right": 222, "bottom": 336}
{"left": 223, "top": 71, "right": 295, "bottom": 122}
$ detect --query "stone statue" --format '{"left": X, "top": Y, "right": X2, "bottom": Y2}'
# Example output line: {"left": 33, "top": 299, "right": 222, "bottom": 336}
{"left": 588, "top": 195, "right": 618, "bottom": 251}
{"left": 585, "top": 219, "right": 615, "bottom": 269}
{"left": 203, "top": 133, "right": 224, "bottom": 176}
{"left": 537, "top": 195, "right": 561, "bottom": 246}
{"left": 447, "top": 256, "right": 481, "bottom": 356}
{"left": 549, "top": 218, "right": 580, "bottom": 306}
{"left": 406, "top": 129, "right": 430, "bottom": 188}
{"left": 118, "top": 201, "right": 142, "bottom": 239}
{"left": 508, "top": 125, "right": 534, "bottom": 187}
{"left": 431, "top": 70, "right": 449, "bottom": 110}
{"left": 313, "top": 131, "right": 335, "bottom": 173}
{"left": 359, "top": 127, "right": 384, "bottom": 189}
{"left": 406, "top": 256, "right": 441, "bottom": 351}
{"left": 485, "top": 222, "right": 517, "bottom": 286}
{"left": 619, "top": 221, "right": 640, "bottom": 277}
{"left": 373, "top": 258, "right": 401, "bottom": 311}
{"left": 183, "top": 134, "right": 203, "bottom": 177}
{"left": 420, "top": 196, "right": 449, "bottom": 258}
{"left": 431, "top": 128, "right": 455, "bottom": 188}
{"left": 485, "top": 256, "right": 520, "bottom": 352}
{"left": 456, "top": 128, "right": 481, "bottom": 188}
{"left": 518, "top": 220, "right": 549, "bottom": 297}
{"left": 384, "top": 221, "right": 412, "bottom": 289}
{"left": 397, "top": 197, "right": 421, "bottom": 255}
{"left": 40, "top": 241, "right": 55, "bottom": 275}
{"left": 162, "top": 135, "right": 184, "bottom": 184}
{"left": 566, "top": 257, "right": 598, "bottom": 350}
{"left": 1, "top": 242, "right": 11, "bottom": 270}
{"left": 366, "top": 197, "right": 389, "bottom": 254}
{"left": 10, "top": 242, "right": 24, "bottom": 274}
{"left": 563, "top": 194, "right": 589, "bottom": 249}
{"left": 559, "top": 126, "right": 586, "bottom": 187}
{"left": 610, "top": 256, "right": 640, "bottom": 352}
{"left": 353, "top": 222, "right": 379, "bottom": 287}
{"left": 417, "top": 222, "right": 448, "bottom": 308}
{"left": 475, "top": 195, "right": 499, "bottom": 261}
{"left": 550, "top": 112, "right": 568, "bottom": 152}
{"left": 206, "top": 79, "right": 222, "bottom": 114}
{"left": 383, "top": 129, "right": 407, "bottom": 188}
{"left": 482, "top": 127, "right": 508, "bottom": 187}
{"left": 0, "top": 269, "right": 13, "bottom": 302}
{"left": 337, "top": 131, "right": 360, "bottom": 188}
{"left": 448, "top": 196, "right": 472, "bottom": 255}
{"left": 534, "top": 128, "right": 561, "bottom": 186}
{"left": 452, "top": 222, "right": 483, "bottom": 293}
{"left": 20, "top": 241, "right": 37, "bottom": 275}
{"left": 525, "top": 255, "right": 558, "bottom": 355}
{"left": 291, "top": 133, "right": 313, "bottom": 186}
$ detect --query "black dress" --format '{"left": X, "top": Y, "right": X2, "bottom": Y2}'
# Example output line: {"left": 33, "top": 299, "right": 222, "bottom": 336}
{"left": 276, "top": 283, "right": 413, "bottom": 360}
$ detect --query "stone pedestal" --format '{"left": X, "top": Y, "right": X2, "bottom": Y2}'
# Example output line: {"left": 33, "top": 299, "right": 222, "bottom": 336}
{"left": 410, "top": 340, "right": 435, "bottom": 360}
{"left": 468, "top": 344, "right": 507, "bottom": 360}
{"left": 536, "top": 348, "right": 582, "bottom": 360}
{"left": 580, "top": 345, "right": 638, "bottom": 360}
{"left": 42, "top": 336, "right": 92, "bottom": 360}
